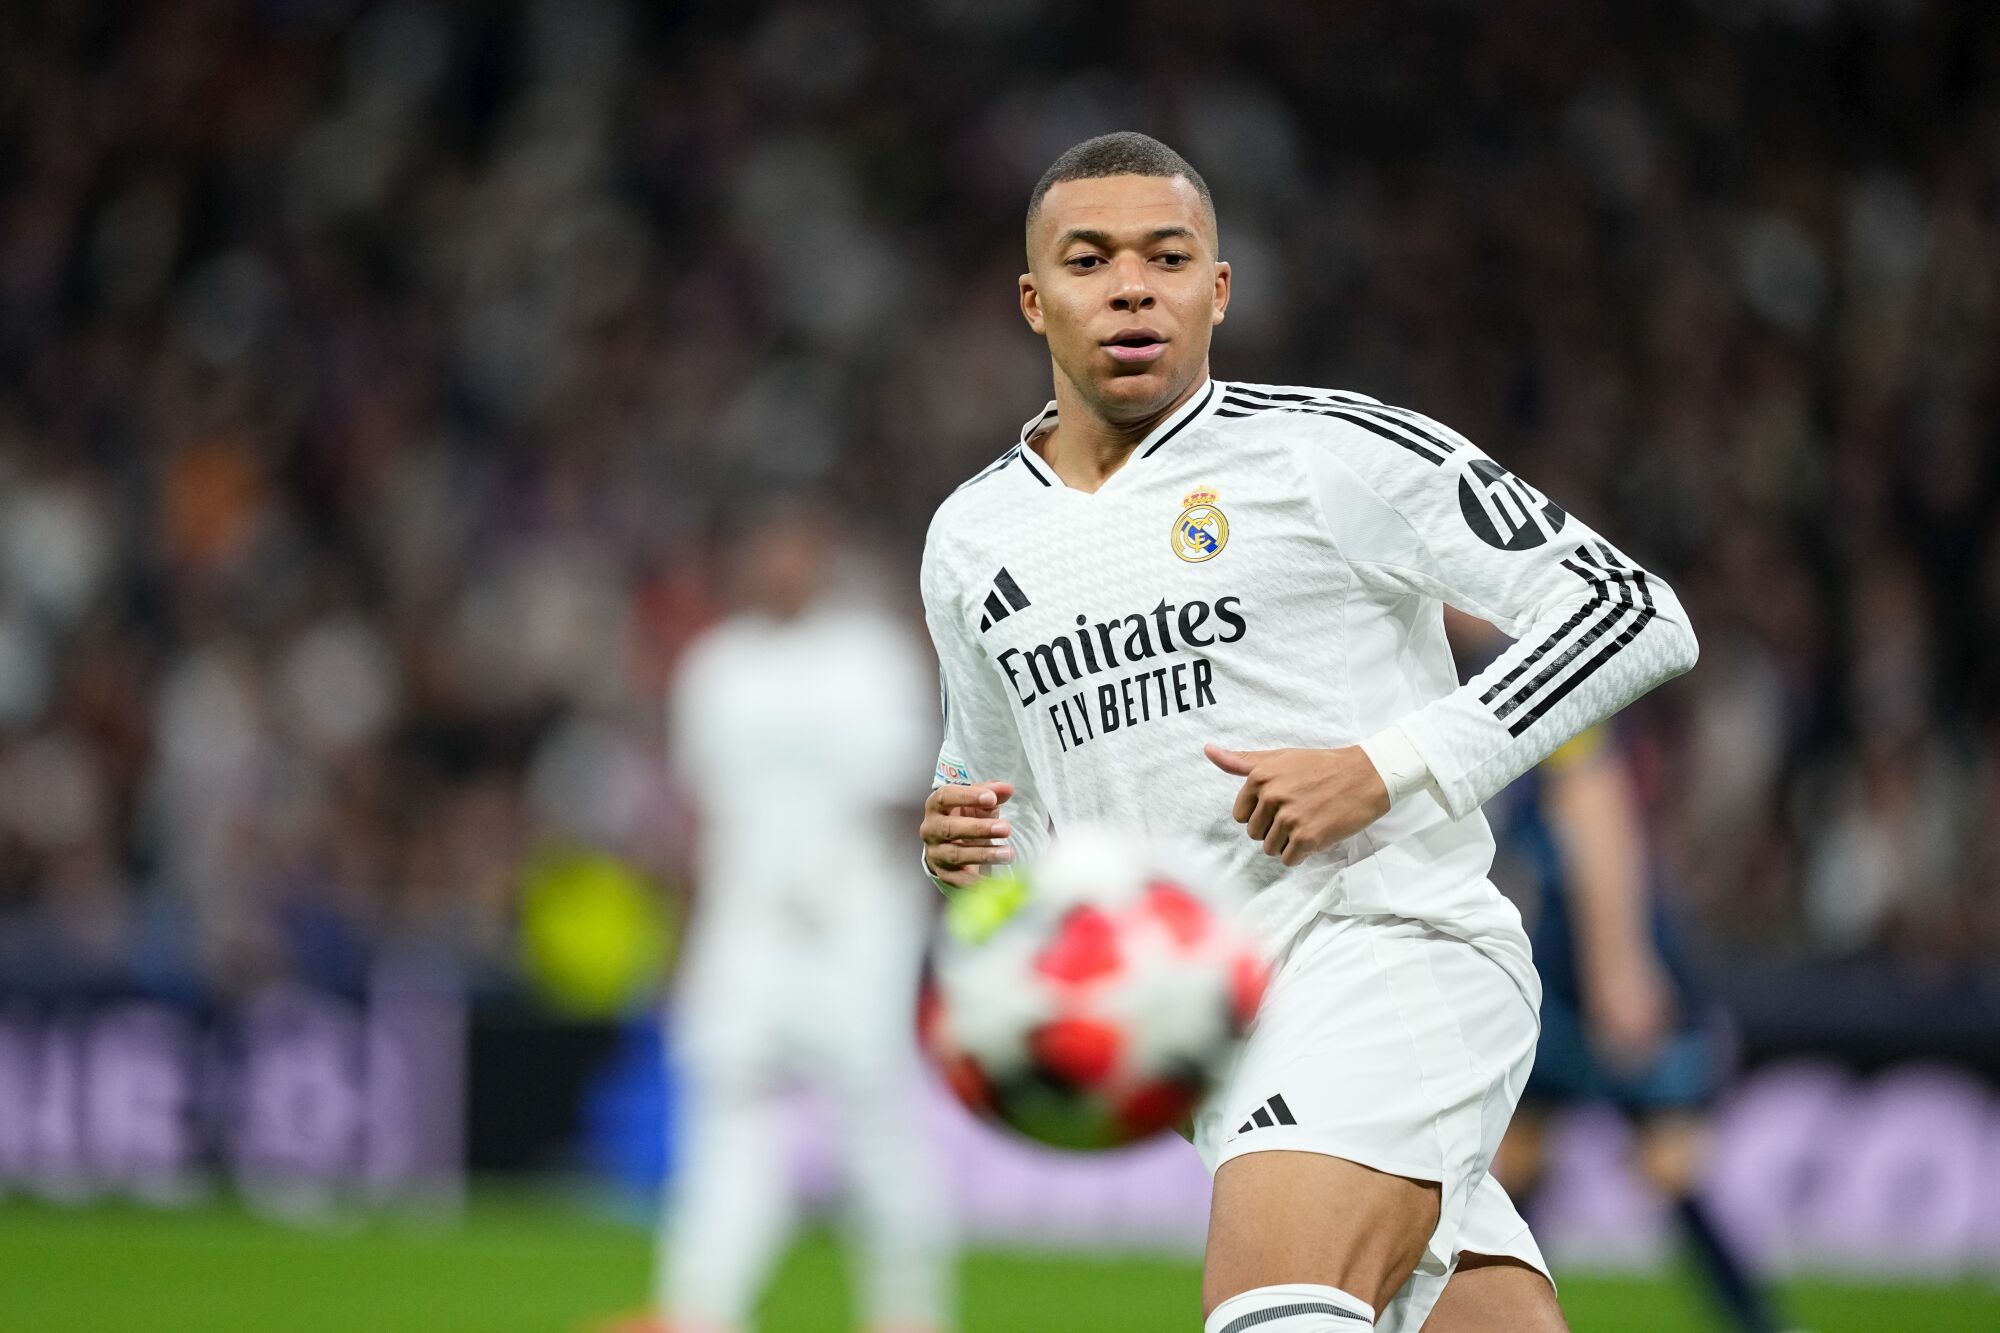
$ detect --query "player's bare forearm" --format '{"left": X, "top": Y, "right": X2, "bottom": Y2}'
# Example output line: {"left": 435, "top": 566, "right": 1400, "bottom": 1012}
{"left": 921, "top": 782, "right": 1017, "bottom": 887}
{"left": 1205, "top": 744, "right": 1390, "bottom": 867}
{"left": 1546, "top": 756, "right": 1655, "bottom": 970}
{"left": 1546, "top": 752, "right": 1674, "bottom": 1062}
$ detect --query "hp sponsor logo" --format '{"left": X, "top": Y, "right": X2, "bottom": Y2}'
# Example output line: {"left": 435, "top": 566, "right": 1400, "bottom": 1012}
{"left": 1458, "top": 457, "right": 1568, "bottom": 550}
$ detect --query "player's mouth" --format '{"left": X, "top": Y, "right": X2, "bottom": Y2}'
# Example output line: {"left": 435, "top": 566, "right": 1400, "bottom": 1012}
{"left": 1103, "top": 329, "right": 1169, "bottom": 364}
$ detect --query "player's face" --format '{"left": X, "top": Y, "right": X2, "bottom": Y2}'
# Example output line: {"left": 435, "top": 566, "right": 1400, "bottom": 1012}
{"left": 1021, "top": 174, "right": 1229, "bottom": 424}
{"left": 734, "top": 511, "right": 831, "bottom": 619}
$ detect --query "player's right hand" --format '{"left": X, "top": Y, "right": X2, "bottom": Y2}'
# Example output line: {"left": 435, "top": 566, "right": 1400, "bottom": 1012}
{"left": 921, "top": 782, "right": 1016, "bottom": 887}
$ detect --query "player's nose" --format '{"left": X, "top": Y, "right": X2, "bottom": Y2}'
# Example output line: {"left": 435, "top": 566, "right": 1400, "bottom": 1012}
{"left": 1108, "top": 255, "right": 1155, "bottom": 312}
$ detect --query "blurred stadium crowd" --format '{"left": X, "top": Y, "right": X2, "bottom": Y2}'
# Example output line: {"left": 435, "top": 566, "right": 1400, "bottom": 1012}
{"left": 0, "top": 0, "right": 1996, "bottom": 998}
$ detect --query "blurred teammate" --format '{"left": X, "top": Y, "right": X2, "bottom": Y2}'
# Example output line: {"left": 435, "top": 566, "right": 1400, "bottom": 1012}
{"left": 1482, "top": 717, "right": 1792, "bottom": 1333}
{"left": 653, "top": 499, "right": 952, "bottom": 1333}
{"left": 917, "top": 133, "right": 1698, "bottom": 1332}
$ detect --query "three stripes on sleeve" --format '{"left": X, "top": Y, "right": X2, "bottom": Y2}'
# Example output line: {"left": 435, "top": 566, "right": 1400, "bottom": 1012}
{"left": 1483, "top": 541, "right": 1656, "bottom": 737}
{"left": 1221, "top": 384, "right": 1659, "bottom": 743}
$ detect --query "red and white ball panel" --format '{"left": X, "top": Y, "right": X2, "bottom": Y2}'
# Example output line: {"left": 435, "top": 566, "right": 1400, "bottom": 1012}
{"left": 923, "top": 827, "right": 1267, "bottom": 1151}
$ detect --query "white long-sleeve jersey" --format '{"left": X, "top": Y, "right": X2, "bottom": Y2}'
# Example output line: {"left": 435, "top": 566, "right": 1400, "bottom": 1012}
{"left": 920, "top": 379, "right": 1698, "bottom": 1001}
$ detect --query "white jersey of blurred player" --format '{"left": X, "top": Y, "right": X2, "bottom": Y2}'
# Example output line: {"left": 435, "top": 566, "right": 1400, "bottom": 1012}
{"left": 660, "top": 508, "right": 950, "bottom": 1333}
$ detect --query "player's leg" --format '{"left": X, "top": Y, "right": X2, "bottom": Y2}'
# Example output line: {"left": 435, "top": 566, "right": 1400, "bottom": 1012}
{"left": 1205, "top": 1152, "right": 1573, "bottom": 1333}
{"left": 1423, "top": 1254, "right": 1568, "bottom": 1332}
{"left": 1203, "top": 1150, "right": 1439, "bottom": 1322}
{"left": 657, "top": 1064, "right": 795, "bottom": 1331}
{"left": 1635, "top": 1110, "right": 1788, "bottom": 1333}
{"left": 836, "top": 1074, "right": 953, "bottom": 1332}
{"left": 1634, "top": 1105, "right": 1706, "bottom": 1194}
{"left": 822, "top": 896, "right": 954, "bottom": 1333}
{"left": 825, "top": 1038, "right": 953, "bottom": 1333}
{"left": 1194, "top": 916, "right": 1558, "bottom": 1331}
{"left": 1489, "top": 1105, "right": 1549, "bottom": 1198}
{"left": 1415, "top": 1173, "right": 1565, "bottom": 1332}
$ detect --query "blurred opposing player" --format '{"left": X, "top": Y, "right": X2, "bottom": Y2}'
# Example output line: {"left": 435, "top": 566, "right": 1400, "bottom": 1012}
{"left": 656, "top": 499, "right": 951, "bottom": 1333}
{"left": 1481, "top": 718, "right": 1793, "bottom": 1333}
{"left": 917, "top": 134, "right": 1699, "bottom": 1332}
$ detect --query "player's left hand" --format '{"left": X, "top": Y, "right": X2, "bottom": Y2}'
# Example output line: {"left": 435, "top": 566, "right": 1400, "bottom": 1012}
{"left": 1584, "top": 950, "right": 1675, "bottom": 1072}
{"left": 1204, "top": 743, "right": 1391, "bottom": 866}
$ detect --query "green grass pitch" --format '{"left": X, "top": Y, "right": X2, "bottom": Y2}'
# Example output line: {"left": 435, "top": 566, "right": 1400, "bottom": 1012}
{"left": 0, "top": 1191, "right": 1993, "bottom": 1332}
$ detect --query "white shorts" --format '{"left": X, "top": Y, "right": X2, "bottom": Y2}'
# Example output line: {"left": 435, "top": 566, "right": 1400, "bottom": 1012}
{"left": 1192, "top": 912, "right": 1550, "bottom": 1331}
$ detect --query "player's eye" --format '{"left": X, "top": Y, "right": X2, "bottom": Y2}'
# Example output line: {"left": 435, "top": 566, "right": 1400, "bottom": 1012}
{"left": 1157, "top": 252, "right": 1190, "bottom": 268}
{"left": 1066, "top": 254, "right": 1104, "bottom": 271}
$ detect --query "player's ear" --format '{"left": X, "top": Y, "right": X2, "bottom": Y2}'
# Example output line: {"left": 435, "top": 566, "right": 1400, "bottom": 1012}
{"left": 1210, "top": 260, "right": 1230, "bottom": 327}
{"left": 1019, "top": 272, "right": 1046, "bottom": 336}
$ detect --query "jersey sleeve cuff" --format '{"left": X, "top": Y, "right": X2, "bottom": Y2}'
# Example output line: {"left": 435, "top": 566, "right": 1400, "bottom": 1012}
{"left": 1358, "top": 723, "right": 1437, "bottom": 810}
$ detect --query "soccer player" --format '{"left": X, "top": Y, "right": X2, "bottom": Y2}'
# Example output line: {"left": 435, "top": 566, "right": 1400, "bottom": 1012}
{"left": 1483, "top": 720, "right": 1792, "bottom": 1333}
{"left": 654, "top": 499, "right": 952, "bottom": 1333}
{"left": 917, "top": 133, "right": 1698, "bottom": 1332}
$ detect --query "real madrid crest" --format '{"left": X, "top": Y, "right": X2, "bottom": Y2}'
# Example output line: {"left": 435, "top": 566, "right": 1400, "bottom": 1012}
{"left": 1172, "top": 487, "right": 1229, "bottom": 562}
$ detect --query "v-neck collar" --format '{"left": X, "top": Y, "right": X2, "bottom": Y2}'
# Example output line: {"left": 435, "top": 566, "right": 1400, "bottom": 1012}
{"left": 1014, "top": 378, "right": 1220, "bottom": 493}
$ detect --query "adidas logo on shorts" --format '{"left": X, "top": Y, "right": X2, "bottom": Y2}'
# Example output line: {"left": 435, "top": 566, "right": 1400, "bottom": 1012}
{"left": 1236, "top": 1093, "right": 1297, "bottom": 1135}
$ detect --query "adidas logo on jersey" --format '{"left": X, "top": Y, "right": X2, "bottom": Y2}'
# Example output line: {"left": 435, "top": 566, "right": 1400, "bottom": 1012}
{"left": 1236, "top": 1093, "right": 1297, "bottom": 1135}
{"left": 977, "top": 567, "right": 1031, "bottom": 632}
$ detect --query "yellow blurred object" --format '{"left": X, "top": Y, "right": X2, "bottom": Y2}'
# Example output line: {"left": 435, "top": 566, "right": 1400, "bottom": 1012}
{"left": 1544, "top": 723, "right": 1608, "bottom": 773}
{"left": 944, "top": 870, "right": 1030, "bottom": 945}
{"left": 519, "top": 846, "right": 675, "bottom": 1017}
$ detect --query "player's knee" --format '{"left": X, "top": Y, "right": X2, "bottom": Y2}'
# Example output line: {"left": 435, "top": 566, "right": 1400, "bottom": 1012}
{"left": 1203, "top": 1283, "right": 1376, "bottom": 1331}
{"left": 1634, "top": 1115, "right": 1707, "bottom": 1197}
{"left": 1492, "top": 1118, "right": 1547, "bottom": 1196}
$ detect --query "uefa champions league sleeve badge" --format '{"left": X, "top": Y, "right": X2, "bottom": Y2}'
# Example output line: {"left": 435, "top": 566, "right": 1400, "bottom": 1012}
{"left": 1172, "top": 487, "right": 1229, "bottom": 562}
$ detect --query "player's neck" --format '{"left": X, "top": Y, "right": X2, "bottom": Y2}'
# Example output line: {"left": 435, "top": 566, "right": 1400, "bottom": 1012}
{"left": 1034, "top": 369, "right": 1209, "bottom": 493}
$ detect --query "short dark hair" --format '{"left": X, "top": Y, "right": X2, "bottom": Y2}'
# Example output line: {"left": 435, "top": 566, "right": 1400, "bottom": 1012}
{"left": 1025, "top": 132, "right": 1217, "bottom": 252}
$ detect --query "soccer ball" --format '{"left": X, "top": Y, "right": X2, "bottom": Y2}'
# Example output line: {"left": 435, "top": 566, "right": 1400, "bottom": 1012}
{"left": 920, "top": 827, "right": 1267, "bottom": 1151}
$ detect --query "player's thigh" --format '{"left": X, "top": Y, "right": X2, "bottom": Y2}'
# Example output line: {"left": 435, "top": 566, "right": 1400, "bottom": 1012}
{"left": 1423, "top": 1253, "right": 1567, "bottom": 1333}
{"left": 1203, "top": 1149, "right": 1441, "bottom": 1318}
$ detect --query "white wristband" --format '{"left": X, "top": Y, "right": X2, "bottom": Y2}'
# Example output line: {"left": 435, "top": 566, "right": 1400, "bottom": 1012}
{"left": 1358, "top": 724, "right": 1435, "bottom": 809}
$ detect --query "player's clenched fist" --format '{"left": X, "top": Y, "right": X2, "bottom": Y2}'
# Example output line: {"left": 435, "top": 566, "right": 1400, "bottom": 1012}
{"left": 921, "top": 782, "right": 1017, "bottom": 887}
{"left": 1204, "top": 743, "right": 1392, "bottom": 867}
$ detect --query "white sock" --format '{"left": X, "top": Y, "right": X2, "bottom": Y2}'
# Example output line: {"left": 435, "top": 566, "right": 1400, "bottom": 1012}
{"left": 1204, "top": 1282, "right": 1375, "bottom": 1332}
